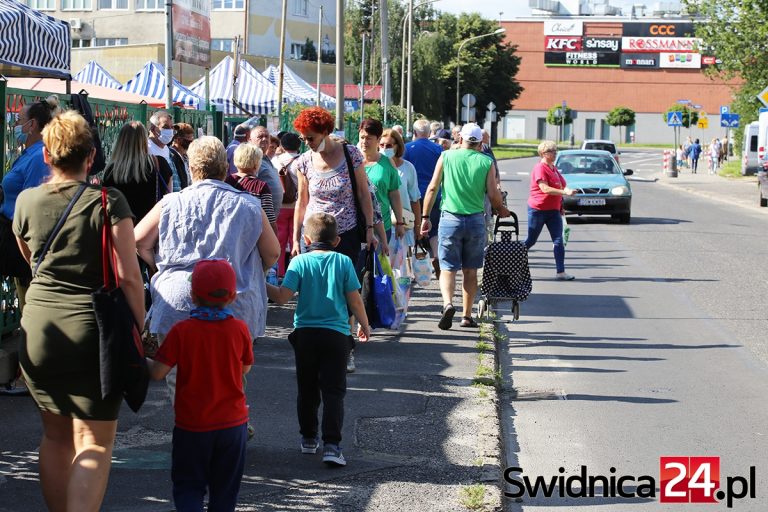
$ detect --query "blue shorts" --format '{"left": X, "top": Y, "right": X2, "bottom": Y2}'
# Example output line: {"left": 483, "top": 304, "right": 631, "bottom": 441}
{"left": 437, "top": 211, "right": 486, "bottom": 271}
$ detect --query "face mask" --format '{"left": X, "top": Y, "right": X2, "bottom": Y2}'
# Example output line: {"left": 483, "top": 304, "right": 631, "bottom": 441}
{"left": 381, "top": 148, "right": 395, "bottom": 158}
{"left": 312, "top": 137, "right": 327, "bottom": 153}
{"left": 158, "top": 128, "right": 174, "bottom": 145}
{"left": 14, "top": 120, "right": 31, "bottom": 146}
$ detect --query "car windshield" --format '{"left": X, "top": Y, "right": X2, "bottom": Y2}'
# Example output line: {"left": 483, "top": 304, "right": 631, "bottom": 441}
{"left": 584, "top": 142, "right": 616, "bottom": 153}
{"left": 556, "top": 155, "right": 620, "bottom": 175}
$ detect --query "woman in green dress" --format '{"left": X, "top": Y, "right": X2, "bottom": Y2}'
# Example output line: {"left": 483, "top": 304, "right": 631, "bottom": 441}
{"left": 13, "top": 110, "right": 145, "bottom": 512}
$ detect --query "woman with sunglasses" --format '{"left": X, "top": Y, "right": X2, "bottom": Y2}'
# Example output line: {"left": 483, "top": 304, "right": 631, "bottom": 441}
{"left": 170, "top": 122, "right": 194, "bottom": 188}
{"left": 291, "top": 107, "right": 376, "bottom": 263}
{"left": 524, "top": 140, "right": 577, "bottom": 281}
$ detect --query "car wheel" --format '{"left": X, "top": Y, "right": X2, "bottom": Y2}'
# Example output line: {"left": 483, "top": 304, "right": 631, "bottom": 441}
{"left": 760, "top": 184, "right": 767, "bottom": 207}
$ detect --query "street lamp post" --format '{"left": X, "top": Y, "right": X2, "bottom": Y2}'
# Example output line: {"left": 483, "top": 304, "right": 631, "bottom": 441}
{"left": 401, "top": 0, "right": 443, "bottom": 109}
{"left": 455, "top": 28, "right": 505, "bottom": 124}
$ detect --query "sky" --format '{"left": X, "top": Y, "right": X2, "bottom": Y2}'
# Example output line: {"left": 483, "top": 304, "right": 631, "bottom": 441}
{"left": 434, "top": 1, "right": 670, "bottom": 20}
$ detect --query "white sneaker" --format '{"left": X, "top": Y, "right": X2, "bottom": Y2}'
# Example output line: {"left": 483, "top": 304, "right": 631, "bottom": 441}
{"left": 346, "top": 350, "right": 356, "bottom": 373}
{"left": 556, "top": 272, "right": 575, "bottom": 281}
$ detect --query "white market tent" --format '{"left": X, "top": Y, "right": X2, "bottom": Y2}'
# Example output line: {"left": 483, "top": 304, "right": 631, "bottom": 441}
{"left": 121, "top": 61, "right": 204, "bottom": 109}
{"left": 189, "top": 56, "right": 302, "bottom": 115}
{"left": 261, "top": 64, "right": 335, "bottom": 109}
{"left": 0, "top": 0, "right": 71, "bottom": 79}
{"left": 73, "top": 60, "right": 122, "bottom": 89}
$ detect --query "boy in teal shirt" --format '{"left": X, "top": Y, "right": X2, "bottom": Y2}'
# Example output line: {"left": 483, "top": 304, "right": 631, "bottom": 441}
{"left": 267, "top": 213, "right": 371, "bottom": 466}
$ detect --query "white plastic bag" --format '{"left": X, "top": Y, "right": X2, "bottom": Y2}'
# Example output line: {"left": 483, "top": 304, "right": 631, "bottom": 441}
{"left": 412, "top": 244, "right": 432, "bottom": 287}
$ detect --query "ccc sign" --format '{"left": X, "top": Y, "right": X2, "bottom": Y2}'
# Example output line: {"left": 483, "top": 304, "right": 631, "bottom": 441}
{"left": 650, "top": 24, "right": 677, "bottom": 35}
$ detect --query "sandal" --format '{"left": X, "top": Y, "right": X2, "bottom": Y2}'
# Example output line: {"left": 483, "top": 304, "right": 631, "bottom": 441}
{"left": 460, "top": 316, "right": 478, "bottom": 328}
{"left": 438, "top": 304, "right": 456, "bottom": 330}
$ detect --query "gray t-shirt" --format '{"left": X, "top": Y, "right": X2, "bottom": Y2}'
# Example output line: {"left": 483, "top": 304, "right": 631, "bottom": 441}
{"left": 258, "top": 157, "right": 283, "bottom": 208}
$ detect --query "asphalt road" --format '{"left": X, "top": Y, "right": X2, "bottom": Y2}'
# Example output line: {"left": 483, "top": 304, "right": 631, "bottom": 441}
{"left": 496, "top": 151, "right": 768, "bottom": 511}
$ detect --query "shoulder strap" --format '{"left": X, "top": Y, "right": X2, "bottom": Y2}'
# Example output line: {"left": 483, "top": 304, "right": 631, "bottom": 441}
{"left": 33, "top": 183, "right": 88, "bottom": 276}
{"left": 343, "top": 144, "right": 362, "bottom": 211}
{"left": 100, "top": 188, "right": 120, "bottom": 289}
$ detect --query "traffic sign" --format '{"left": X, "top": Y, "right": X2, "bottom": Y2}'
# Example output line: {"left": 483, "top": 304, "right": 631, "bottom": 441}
{"left": 720, "top": 106, "right": 730, "bottom": 115}
{"left": 720, "top": 113, "right": 740, "bottom": 128}
{"left": 461, "top": 94, "right": 476, "bottom": 107}
{"left": 667, "top": 111, "right": 683, "bottom": 126}
{"left": 487, "top": 101, "right": 496, "bottom": 111}
{"left": 757, "top": 86, "right": 768, "bottom": 108}
{"left": 461, "top": 107, "right": 476, "bottom": 122}
{"left": 697, "top": 118, "right": 709, "bottom": 129}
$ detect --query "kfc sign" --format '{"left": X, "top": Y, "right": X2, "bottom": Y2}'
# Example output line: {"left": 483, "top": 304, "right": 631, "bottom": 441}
{"left": 545, "top": 36, "right": 582, "bottom": 51}
{"left": 583, "top": 37, "right": 621, "bottom": 53}
{"left": 544, "top": 20, "right": 583, "bottom": 36}
{"left": 623, "top": 22, "right": 695, "bottom": 37}
{"left": 621, "top": 37, "right": 700, "bottom": 53}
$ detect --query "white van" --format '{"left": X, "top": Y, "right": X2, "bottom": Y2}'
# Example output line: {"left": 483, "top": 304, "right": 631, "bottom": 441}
{"left": 742, "top": 121, "right": 759, "bottom": 175}
{"left": 756, "top": 111, "right": 768, "bottom": 171}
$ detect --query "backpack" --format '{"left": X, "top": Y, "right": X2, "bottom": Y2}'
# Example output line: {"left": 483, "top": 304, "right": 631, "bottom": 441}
{"left": 279, "top": 155, "right": 300, "bottom": 204}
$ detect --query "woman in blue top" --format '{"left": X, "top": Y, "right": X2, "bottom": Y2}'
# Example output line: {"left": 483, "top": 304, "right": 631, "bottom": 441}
{"left": 0, "top": 95, "right": 60, "bottom": 308}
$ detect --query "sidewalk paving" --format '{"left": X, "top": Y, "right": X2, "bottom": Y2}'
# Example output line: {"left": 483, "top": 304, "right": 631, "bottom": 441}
{"left": 647, "top": 167, "right": 764, "bottom": 212}
{"left": 0, "top": 276, "right": 503, "bottom": 512}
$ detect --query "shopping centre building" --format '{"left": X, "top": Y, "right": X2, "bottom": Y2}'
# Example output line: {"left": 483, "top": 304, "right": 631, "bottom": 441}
{"left": 498, "top": 17, "right": 738, "bottom": 144}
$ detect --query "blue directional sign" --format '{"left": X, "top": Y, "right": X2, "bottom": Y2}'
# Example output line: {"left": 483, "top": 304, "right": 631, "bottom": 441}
{"left": 667, "top": 111, "right": 683, "bottom": 126}
{"left": 720, "top": 106, "right": 730, "bottom": 115}
{"left": 720, "top": 113, "right": 740, "bottom": 128}
{"left": 760, "top": 107, "right": 768, "bottom": 114}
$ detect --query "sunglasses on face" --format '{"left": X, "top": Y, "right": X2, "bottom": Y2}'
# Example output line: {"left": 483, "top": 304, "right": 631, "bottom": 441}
{"left": 379, "top": 143, "right": 394, "bottom": 148}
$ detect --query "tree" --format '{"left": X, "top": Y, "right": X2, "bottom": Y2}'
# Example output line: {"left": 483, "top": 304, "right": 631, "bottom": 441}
{"left": 606, "top": 106, "right": 636, "bottom": 143}
{"left": 683, "top": 0, "right": 768, "bottom": 149}
{"left": 662, "top": 104, "right": 698, "bottom": 129}
{"left": 546, "top": 105, "right": 573, "bottom": 142}
{"left": 301, "top": 38, "right": 318, "bottom": 62}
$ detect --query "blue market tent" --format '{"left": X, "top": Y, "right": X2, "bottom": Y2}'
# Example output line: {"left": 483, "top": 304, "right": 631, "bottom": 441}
{"left": 0, "top": 0, "right": 71, "bottom": 79}
{"left": 74, "top": 60, "right": 122, "bottom": 89}
{"left": 262, "top": 64, "right": 335, "bottom": 109}
{"left": 189, "top": 56, "right": 302, "bottom": 115}
{"left": 122, "top": 61, "right": 203, "bottom": 108}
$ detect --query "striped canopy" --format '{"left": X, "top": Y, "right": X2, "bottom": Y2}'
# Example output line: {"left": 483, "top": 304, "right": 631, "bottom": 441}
{"left": 0, "top": 0, "right": 70, "bottom": 79}
{"left": 262, "top": 64, "right": 336, "bottom": 109}
{"left": 189, "top": 56, "right": 302, "bottom": 115}
{"left": 74, "top": 60, "right": 122, "bottom": 89}
{"left": 122, "top": 61, "right": 203, "bottom": 108}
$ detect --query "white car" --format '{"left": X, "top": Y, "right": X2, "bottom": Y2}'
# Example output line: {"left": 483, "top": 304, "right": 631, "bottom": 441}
{"left": 581, "top": 139, "right": 620, "bottom": 164}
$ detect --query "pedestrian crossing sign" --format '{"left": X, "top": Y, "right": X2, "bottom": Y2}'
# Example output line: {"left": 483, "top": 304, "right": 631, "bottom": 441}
{"left": 667, "top": 112, "right": 683, "bottom": 126}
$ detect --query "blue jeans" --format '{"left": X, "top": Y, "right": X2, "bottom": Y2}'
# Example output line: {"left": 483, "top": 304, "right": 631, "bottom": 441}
{"left": 437, "top": 211, "right": 486, "bottom": 271}
{"left": 172, "top": 423, "right": 247, "bottom": 512}
{"left": 524, "top": 206, "right": 566, "bottom": 273}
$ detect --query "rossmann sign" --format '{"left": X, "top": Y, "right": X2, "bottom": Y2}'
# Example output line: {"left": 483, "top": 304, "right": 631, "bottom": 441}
{"left": 621, "top": 37, "right": 700, "bottom": 53}
{"left": 583, "top": 37, "right": 621, "bottom": 53}
{"left": 545, "top": 36, "right": 582, "bottom": 51}
{"left": 623, "top": 22, "right": 695, "bottom": 37}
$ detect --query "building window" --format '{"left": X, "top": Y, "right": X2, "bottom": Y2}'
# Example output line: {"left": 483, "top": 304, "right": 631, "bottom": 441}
{"left": 585, "top": 119, "right": 595, "bottom": 139}
{"left": 293, "top": 0, "right": 308, "bottom": 16}
{"left": 93, "top": 37, "right": 128, "bottom": 46}
{"left": 290, "top": 43, "right": 304, "bottom": 60}
{"left": 98, "top": 0, "right": 128, "bottom": 9}
{"left": 600, "top": 119, "right": 610, "bottom": 140}
{"left": 71, "top": 38, "right": 93, "bottom": 48}
{"left": 135, "top": 0, "right": 162, "bottom": 10}
{"left": 26, "top": 0, "right": 55, "bottom": 9}
{"left": 213, "top": 0, "right": 244, "bottom": 9}
{"left": 62, "top": 0, "right": 93, "bottom": 9}
{"left": 536, "top": 118, "right": 547, "bottom": 140}
{"left": 211, "top": 38, "right": 243, "bottom": 53}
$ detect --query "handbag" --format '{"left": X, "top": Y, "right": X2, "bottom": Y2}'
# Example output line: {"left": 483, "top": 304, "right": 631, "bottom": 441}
{"left": 279, "top": 155, "right": 300, "bottom": 204}
{"left": 343, "top": 144, "right": 368, "bottom": 241}
{"left": 91, "top": 188, "right": 149, "bottom": 413}
{"left": 412, "top": 244, "right": 433, "bottom": 287}
{"left": 0, "top": 214, "right": 31, "bottom": 279}
{"left": 372, "top": 250, "right": 396, "bottom": 329}
{"left": 358, "top": 248, "right": 377, "bottom": 326}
